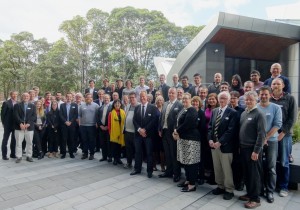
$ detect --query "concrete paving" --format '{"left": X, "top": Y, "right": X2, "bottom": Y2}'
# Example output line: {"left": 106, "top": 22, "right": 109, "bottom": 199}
{"left": 0, "top": 125, "right": 299, "bottom": 210}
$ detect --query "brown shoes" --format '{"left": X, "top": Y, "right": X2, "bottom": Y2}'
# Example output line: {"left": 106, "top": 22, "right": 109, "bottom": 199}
{"left": 244, "top": 201, "right": 261, "bottom": 209}
{"left": 239, "top": 194, "right": 250, "bottom": 201}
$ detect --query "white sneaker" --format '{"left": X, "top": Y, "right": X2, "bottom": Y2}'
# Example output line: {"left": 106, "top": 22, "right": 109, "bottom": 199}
{"left": 279, "top": 189, "right": 289, "bottom": 197}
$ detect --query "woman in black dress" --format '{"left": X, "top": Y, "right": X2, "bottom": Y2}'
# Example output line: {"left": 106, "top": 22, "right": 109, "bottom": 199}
{"left": 174, "top": 93, "right": 201, "bottom": 192}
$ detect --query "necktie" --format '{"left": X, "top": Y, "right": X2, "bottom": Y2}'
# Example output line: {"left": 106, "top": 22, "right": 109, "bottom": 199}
{"left": 142, "top": 105, "right": 145, "bottom": 118}
{"left": 24, "top": 103, "right": 28, "bottom": 121}
{"left": 214, "top": 109, "right": 222, "bottom": 141}
{"left": 66, "top": 104, "right": 70, "bottom": 121}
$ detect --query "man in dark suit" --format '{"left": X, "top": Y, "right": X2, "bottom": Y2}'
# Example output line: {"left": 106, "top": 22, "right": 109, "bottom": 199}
{"left": 85, "top": 79, "right": 99, "bottom": 100}
{"left": 158, "top": 74, "right": 170, "bottom": 101}
{"left": 14, "top": 92, "right": 37, "bottom": 163}
{"left": 1, "top": 91, "right": 18, "bottom": 160}
{"left": 97, "top": 94, "right": 112, "bottom": 162}
{"left": 94, "top": 89, "right": 105, "bottom": 107}
{"left": 189, "top": 73, "right": 203, "bottom": 97}
{"left": 208, "top": 91, "right": 237, "bottom": 200}
{"left": 158, "top": 88, "right": 183, "bottom": 182}
{"left": 130, "top": 91, "right": 158, "bottom": 178}
{"left": 101, "top": 78, "right": 112, "bottom": 95}
{"left": 59, "top": 93, "right": 78, "bottom": 159}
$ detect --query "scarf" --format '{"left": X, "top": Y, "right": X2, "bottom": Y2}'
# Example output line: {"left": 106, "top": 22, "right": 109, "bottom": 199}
{"left": 110, "top": 109, "right": 126, "bottom": 146}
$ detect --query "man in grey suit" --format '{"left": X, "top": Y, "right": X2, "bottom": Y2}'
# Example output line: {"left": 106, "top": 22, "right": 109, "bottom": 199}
{"left": 158, "top": 88, "right": 183, "bottom": 182}
{"left": 208, "top": 91, "right": 238, "bottom": 200}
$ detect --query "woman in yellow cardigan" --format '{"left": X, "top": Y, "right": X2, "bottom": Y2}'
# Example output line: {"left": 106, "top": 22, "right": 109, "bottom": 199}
{"left": 108, "top": 99, "right": 126, "bottom": 165}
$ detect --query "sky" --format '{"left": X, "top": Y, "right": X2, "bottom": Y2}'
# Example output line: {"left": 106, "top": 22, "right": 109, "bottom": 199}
{"left": 0, "top": 0, "right": 299, "bottom": 43}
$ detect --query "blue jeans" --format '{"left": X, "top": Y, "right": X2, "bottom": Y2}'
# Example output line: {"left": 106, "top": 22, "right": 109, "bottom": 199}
{"left": 263, "top": 141, "right": 278, "bottom": 193}
{"left": 278, "top": 135, "right": 291, "bottom": 190}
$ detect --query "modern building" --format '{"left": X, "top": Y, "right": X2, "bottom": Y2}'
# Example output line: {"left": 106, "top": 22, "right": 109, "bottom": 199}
{"left": 166, "top": 12, "right": 300, "bottom": 104}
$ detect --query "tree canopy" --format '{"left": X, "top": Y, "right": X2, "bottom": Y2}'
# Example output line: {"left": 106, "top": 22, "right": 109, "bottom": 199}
{"left": 0, "top": 7, "right": 204, "bottom": 98}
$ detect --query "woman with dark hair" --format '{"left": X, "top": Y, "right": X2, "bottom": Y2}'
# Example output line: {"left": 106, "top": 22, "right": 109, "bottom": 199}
{"left": 204, "top": 93, "right": 219, "bottom": 184}
{"left": 231, "top": 74, "right": 244, "bottom": 96}
{"left": 191, "top": 96, "right": 207, "bottom": 185}
{"left": 33, "top": 100, "right": 46, "bottom": 159}
{"left": 175, "top": 93, "right": 201, "bottom": 192}
{"left": 122, "top": 79, "right": 135, "bottom": 96}
{"left": 108, "top": 99, "right": 126, "bottom": 165}
{"left": 46, "top": 100, "right": 60, "bottom": 158}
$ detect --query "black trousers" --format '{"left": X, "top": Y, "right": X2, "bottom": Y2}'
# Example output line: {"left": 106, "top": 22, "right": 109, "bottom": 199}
{"left": 99, "top": 129, "right": 111, "bottom": 159}
{"left": 48, "top": 128, "right": 59, "bottom": 153}
{"left": 111, "top": 142, "right": 121, "bottom": 160}
{"left": 61, "top": 125, "right": 75, "bottom": 155}
{"left": 73, "top": 123, "right": 81, "bottom": 151}
{"left": 33, "top": 127, "right": 45, "bottom": 153}
{"left": 185, "top": 163, "right": 198, "bottom": 185}
{"left": 162, "top": 129, "right": 180, "bottom": 177}
{"left": 80, "top": 126, "right": 96, "bottom": 155}
{"left": 241, "top": 147, "right": 263, "bottom": 202}
{"left": 125, "top": 131, "right": 135, "bottom": 165}
{"left": 1, "top": 126, "right": 16, "bottom": 157}
{"left": 134, "top": 136, "right": 153, "bottom": 173}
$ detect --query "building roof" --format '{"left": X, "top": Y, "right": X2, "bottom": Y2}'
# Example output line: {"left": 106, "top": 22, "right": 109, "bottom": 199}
{"left": 167, "top": 12, "right": 300, "bottom": 82}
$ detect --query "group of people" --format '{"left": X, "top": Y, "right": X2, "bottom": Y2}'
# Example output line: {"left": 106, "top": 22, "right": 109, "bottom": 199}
{"left": 1, "top": 62, "right": 298, "bottom": 209}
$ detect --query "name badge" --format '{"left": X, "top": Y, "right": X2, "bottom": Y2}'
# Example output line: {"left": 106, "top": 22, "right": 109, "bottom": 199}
{"left": 225, "top": 117, "right": 229, "bottom": 120}
{"left": 174, "top": 108, "right": 178, "bottom": 111}
{"left": 83, "top": 108, "right": 87, "bottom": 110}
{"left": 27, "top": 107, "right": 31, "bottom": 110}
{"left": 266, "top": 113, "right": 271, "bottom": 115}
{"left": 72, "top": 106, "right": 75, "bottom": 108}
{"left": 148, "top": 114, "right": 151, "bottom": 116}
{"left": 279, "top": 105, "right": 283, "bottom": 107}
{"left": 248, "top": 118, "right": 252, "bottom": 120}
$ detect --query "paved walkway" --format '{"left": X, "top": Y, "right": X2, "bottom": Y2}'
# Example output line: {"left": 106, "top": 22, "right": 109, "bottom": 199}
{"left": 0, "top": 126, "right": 299, "bottom": 210}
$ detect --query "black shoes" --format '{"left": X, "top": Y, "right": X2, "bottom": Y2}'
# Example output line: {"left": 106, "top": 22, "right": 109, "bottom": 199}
{"left": 173, "top": 176, "right": 180, "bottom": 182}
{"left": 116, "top": 159, "right": 123, "bottom": 164}
{"left": 61, "top": 154, "right": 66, "bottom": 159}
{"left": 99, "top": 158, "right": 107, "bottom": 162}
{"left": 177, "top": 182, "right": 188, "bottom": 188}
{"left": 212, "top": 187, "right": 225, "bottom": 195}
{"left": 113, "top": 160, "right": 117, "bottom": 165}
{"left": 38, "top": 152, "right": 44, "bottom": 160}
{"left": 2, "top": 156, "right": 9, "bottom": 160}
{"left": 158, "top": 173, "right": 172, "bottom": 178}
{"left": 107, "top": 158, "right": 112, "bottom": 162}
{"left": 26, "top": 157, "right": 34, "bottom": 162}
{"left": 147, "top": 172, "right": 153, "bottom": 178}
{"left": 81, "top": 154, "right": 88, "bottom": 160}
{"left": 130, "top": 170, "right": 141, "bottom": 175}
{"left": 70, "top": 154, "right": 75, "bottom": 159}
{"left": 266, "top": 192, "right": 274, "bottom": 203}
{"left": 10, "top": 154, "right": 16, "bottom": 158}
{"left": 16, "top": 158, "right": 22, "bottom": 163}
{"left": 197, "top": 179, "right": 205, "bottom": 185}
{"left": 181, "top": 186, "right": 196, "bottom": 192}
{"left": 223, "top": 192, "right": 234, "bottom": 200}
{"left": 89, "top": 155, "right": 94, "bottom": 160}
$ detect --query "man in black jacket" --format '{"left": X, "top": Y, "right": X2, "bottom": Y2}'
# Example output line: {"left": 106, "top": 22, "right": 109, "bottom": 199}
{"left": 158, "top": 74, "right": 170, "bottom": 101}
{"left": 208, "top": 91, "right": 237, "bottom": 200}
{"left": 130, "top": 91, "right": 158, "bottom": 178}
{"left": 14, "top": 92, "right": 37, "bottom": 163}
{"left": 158, "top": 88, "right": 183, "bottom": 182}
{"left": 59, "top": 93, "right": 78, "bottom": 159}
{"left": 1, "top": 91, "right": 18, "bottom": 160}
{"left": 97, "top": 94, "right": 112, "bottom": 162}
{"left": 85, "top": 79, "right": 99, "bottom": 100}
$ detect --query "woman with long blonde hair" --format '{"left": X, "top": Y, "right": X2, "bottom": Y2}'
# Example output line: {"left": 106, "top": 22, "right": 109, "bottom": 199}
{"left": 33, "top": 100, "right": 46, "bottom": 159}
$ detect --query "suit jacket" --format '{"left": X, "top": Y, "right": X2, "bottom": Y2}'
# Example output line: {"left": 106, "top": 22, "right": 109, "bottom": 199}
{"left": 13, "top": 102, "right": 37, "bottom": 131}
{"left": 133, "top": 103, "right": 158, "bottom": 138}
{"left": 158, "top": 83, "right": 170, "bottom": 101}
{"left": 1, "top": 99, "right": 15, "bottom": 128}
{"left": 189, "top": 85, "right": 202, "bottom": 97}
{"left": 94, "top": 99, "right": 103, "bottom": 107}
{"left": 59, "top": 103, "right": 78, "bottom": 126}
{"left": 159, "top": 100, "right": 183, "bottom": 132}
{"left": 207, "top": 107, "right": 237, "bottom": 153}
{"left": 97, "top": 104, "right": 112, "bottom": 126}
{"left": 85, "top": 88, "right": 99, "bottom": 100}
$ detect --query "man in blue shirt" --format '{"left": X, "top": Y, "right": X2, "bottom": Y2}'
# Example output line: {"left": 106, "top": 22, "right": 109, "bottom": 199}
{"left": 257, "top": 86, "right": 282, "bottom": 203}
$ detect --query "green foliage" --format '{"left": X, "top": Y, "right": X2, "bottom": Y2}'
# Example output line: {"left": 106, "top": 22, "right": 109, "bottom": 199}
{"left": 0, "top": 7, "right": 203, "bottom": 98}
{"left": 292, "top": 111, "right": 300, "bottom": 144}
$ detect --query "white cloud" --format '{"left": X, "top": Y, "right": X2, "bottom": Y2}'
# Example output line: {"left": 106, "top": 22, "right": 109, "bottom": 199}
{"left": 0, "top": 0, "right": 253, "bottom": 42}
